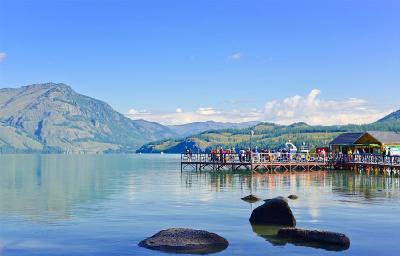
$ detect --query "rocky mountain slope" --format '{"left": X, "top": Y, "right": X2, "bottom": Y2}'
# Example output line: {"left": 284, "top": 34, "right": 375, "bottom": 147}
{"left": 0, "top": 83, "right": 176, "bottom": 153}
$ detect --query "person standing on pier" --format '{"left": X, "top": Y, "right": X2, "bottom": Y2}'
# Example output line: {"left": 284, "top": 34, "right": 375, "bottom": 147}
{"left": 321, "top": 149, "right": 326, "bottom": 163}
{"left": 348, "top": 149, "right": 353, "bottom": 162}
{"left": 210, "top": 149, "right": 216, "bottom": 162}
{"left": 246, "top": 149, "right": 251, "bottom": 162}
{"left": 239, "top": 149, "right": 245, "bottom": 162}
{"left": 382, "top": 148, "right": 386, "bottom": 163}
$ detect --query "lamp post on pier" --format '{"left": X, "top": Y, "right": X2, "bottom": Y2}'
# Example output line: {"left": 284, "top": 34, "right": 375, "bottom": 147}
{"left": 250, "top": 130, "right": 254, "bottom": 152}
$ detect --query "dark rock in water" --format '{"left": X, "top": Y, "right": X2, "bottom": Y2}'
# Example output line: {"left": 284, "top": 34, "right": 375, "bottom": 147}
{"left": 249, "top": 196, "right": 296, "bottom": 226}
{"left": 278, "top": 228, "right": 350, "bottom": 250}
{"left": 138, "top": 228, "right": 229, "bottom": 254}
{"left": 288, "top": 194, "right": 298, "bottom": 200}
{"left": 241, "top": 194, "right": 261, "bottom": 203}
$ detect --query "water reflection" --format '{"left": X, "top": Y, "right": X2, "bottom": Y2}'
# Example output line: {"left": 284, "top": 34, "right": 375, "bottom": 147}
{"left": 2, "top": 153, "right": 399, "bottom": 224}
{"left": 182, "top": 170, "right": 400, "bottom": 201}
{"left": 251, "top": 224, "right": 349, "bottom": 251}
{"left": 331, "top": 172, "right": 400, "bottom": 200}
{"left": 1, "top": 155, "right": 399, "bottom": 256}
{"left": 0, "top": 155, "right": 136, "bottom": 221}
{"left": 250, "top": 225, "right": 286, "bottom": 246}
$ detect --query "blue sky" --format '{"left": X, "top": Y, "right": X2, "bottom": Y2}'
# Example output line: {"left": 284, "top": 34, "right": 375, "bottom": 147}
{"left": 0, "top": 0, "right": 399, "bottom": 125}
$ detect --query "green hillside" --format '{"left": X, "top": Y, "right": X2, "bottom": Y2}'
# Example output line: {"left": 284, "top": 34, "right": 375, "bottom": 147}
{"left": 137, "top": 120, "right": 400, "bottom": 153}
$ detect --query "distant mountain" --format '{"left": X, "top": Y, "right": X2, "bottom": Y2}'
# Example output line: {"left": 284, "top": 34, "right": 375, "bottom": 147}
{"left": 378, "top": 109, "right": 400, "bottom": 122}
{"left": 2, "top": 83, "right": 398, "bottom": 154}
{"left": 168, "top": 121, "right": 260, "bottom": 137}
{"left": 137, "top": 120, "right": 400, "bottom": 153}
{"left": 0, "top": 83, "right": 176, "bottom": 153}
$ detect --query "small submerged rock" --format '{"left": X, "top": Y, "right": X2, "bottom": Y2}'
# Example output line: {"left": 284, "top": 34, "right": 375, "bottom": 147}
{"left": 288, "top": 194, "right": 298, "bottom": 200}
{"left": 278, "top": 228, "right": 350, "bottom": 250}
{"left": 249, "top": 196, "right": 296, "bottom": 226}
{"left": 138, "top": 228, "right": 229, "bottom": 254}
{"left": 241, "top": 194, "right": 261, "bottom": 203}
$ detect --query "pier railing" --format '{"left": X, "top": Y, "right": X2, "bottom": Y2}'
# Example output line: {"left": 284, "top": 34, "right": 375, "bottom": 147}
{"left": 251, "top": 152, "right": 327, "bottom": 163}
{"left": 333, "top": 154, "right": 400, "bottom": 166}
{"left": 181, "top": 153, "right": 241, "bottom": 163}
{"left": 181, "top": 152, "right": 326, "bottom": 164}
{"left": 181, "top": 153, "right": 400, "bottom": 166}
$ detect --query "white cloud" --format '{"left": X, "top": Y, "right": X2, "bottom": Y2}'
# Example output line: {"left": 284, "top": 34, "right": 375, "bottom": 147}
{"left": 229, "top": 52, "right": 242, "bottom": 60}
{"left": 196, "top": 107, "right": 219, "bottom": 115}
{"left": 0, "top": 52, "right": 6, "bottom": 62}
{"left": 127, "top": 108, "right": 151, "bottom": 115}
{"left": 260, "top": 89, "right": 390, "bottom": 125}
{"left": 126, "top": 89, "right": 392, "bottom": 125}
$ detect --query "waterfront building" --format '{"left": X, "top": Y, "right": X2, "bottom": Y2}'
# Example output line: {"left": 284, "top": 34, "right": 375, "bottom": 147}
{"left": 330, "top": 131, "right": 400, "bottom": 155}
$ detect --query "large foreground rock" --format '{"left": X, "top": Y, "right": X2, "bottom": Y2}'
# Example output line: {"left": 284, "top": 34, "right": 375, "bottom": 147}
{"left": 278, "top": 228, "right": 350, "bottom": 249}
{"left": 249, "top": 196, "right": 296, "bottom": 226}
{"left": 138, "top": 228, "right": 229, "bottom": 253}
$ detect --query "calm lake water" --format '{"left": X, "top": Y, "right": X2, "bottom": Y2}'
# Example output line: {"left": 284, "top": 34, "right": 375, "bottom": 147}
{"left": 0, "top": 154, "right": 399, "bottom": 256}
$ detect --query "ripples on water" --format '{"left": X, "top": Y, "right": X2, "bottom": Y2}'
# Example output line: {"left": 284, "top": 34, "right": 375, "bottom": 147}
{"left": 0, "top": 154, "right": 399, "bottom": 255}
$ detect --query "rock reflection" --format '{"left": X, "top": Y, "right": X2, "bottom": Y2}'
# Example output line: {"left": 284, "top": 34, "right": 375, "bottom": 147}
{"left": 251, "top": 224, "right": 286, "bottom": 246}
{"left": 251, "top": 224, "right": 350, "bottom": 251}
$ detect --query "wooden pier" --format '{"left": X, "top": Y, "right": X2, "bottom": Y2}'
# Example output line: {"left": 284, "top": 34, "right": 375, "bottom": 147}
{"left": 333, "top": 154, "right": 400, "bottom": 176}
{"left": 181, "top": 153, "right": 329, "bottom": 173}
{"left": 181, "top": 153, "right": 400, "bottom": 176}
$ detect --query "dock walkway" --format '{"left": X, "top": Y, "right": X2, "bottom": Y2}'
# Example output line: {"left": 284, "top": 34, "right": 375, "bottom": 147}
{"left": 181, "top": 153, "right": 400, "bottom": 176}
{"left": 181, "top": 153, "right": 329, "bottom": 172}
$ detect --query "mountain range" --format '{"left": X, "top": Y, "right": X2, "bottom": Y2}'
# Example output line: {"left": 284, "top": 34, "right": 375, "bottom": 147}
{"left": 137, "top": 118, "right": 400, "bottom": 153}
{"left": 0, "top": 83, "right": 176, "bottom": 153}
{"left": 1, "top": 83, "right": 398, "bottom": 154}
{"left": 167, "top": 121, "right": 260, "bottom": 137}
{"left": 0, "top": 83, "right": 257, "bottom": 153}
{"left": 379, "top": 110, "right": 400, "bottom": 122}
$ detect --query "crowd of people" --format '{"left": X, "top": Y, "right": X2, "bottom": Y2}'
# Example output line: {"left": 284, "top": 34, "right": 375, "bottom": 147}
{"left": 209, "top": 148, "right": 252, "bottom": 162}
{"left": 185, "top": 147, "right": 328, "bottom": 163}
{"left": 335, "top": 147, "right": 398, "bottom": 164}
{"left": 183, "top": 146, "right": 400, "bottom": 165}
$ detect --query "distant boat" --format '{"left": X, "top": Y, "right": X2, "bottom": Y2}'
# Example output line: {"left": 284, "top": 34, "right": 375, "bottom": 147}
{"left": 285, "top": 141, "right": 297, "bottom": 154}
